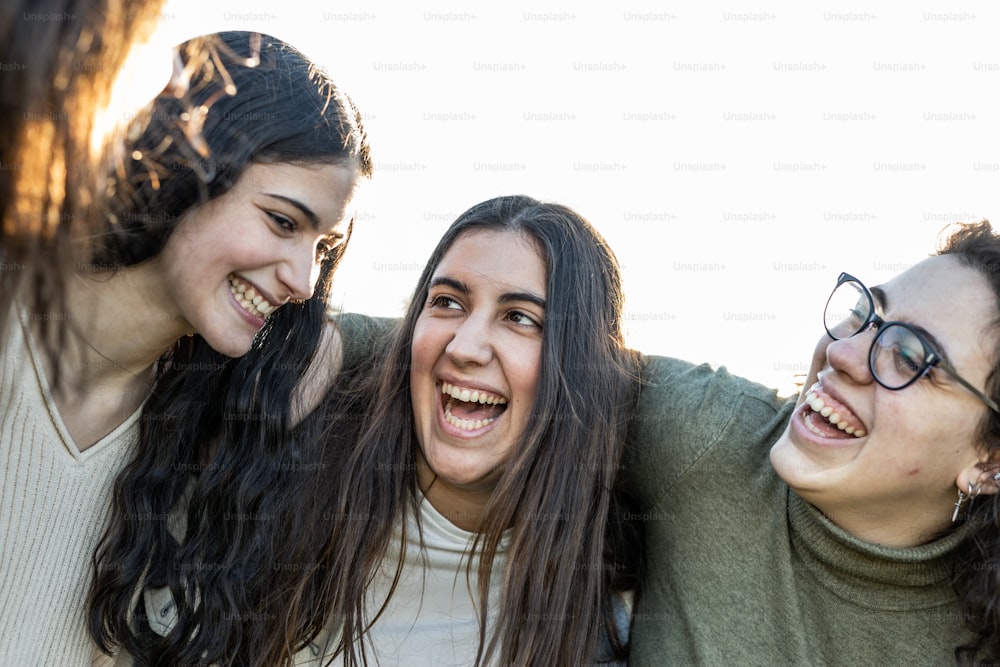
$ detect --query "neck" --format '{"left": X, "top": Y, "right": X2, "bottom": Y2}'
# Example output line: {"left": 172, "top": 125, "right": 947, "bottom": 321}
{"left": 806, "top": 493, "right": 954, "bottom": 548}
{"left": 51, "top": 262, "right": 192, "bottom": 387}
{"left": 416, "top": 452, "right": 493, "bottom": 532}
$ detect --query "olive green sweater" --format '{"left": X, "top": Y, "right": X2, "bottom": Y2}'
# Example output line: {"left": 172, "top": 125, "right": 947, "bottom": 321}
{"left": 624, "top": 355, "right": 974, "bottom": 666}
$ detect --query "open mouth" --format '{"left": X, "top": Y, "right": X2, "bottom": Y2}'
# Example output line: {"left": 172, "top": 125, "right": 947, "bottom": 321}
{"left": 800, "top": 384, "right": 867, "bottom": 439}
{"left": 440, "top": 381, "right": 508, "bottom": 431}
{"left": 228, "top": 274, "right": 277, "bottom": 320}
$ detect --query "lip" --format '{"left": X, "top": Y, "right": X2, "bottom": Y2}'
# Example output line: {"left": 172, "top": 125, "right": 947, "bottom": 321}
{"left": 227, "top": 274, "right": 282, "bottom": 330}
{"left": 812, "top": 374, "right": 854, "bottom": 413}
{"left": 228, "top": 287, "right": 266, "bottom": 329}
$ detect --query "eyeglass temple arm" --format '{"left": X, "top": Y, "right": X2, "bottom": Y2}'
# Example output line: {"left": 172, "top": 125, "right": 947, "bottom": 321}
{"left": 933, "top": 357, "right": 1000, "bottom": 414}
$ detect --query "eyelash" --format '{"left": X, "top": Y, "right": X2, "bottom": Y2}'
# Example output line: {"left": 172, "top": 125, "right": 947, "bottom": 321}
{"left": 427, "top": 295, "right": 542, "bottom": 329}
{"left": 429, "top": 294, "right": 460, "bottom": 310}
{"left": 267, "top": 211, "right": 344, "bottom": 261}
{"left": 267, "top": 211, "right": 296, "bottom": 233}
{"left": 506, "top": 310, "right": 541, "bottom": 329}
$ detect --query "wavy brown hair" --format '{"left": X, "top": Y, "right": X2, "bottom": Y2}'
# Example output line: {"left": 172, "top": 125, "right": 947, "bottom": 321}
{"left": 942, "top": 220, "right": 1000, "bottom": 665}
{"left": 289, "top": 195, "right": 644, "bottom": 666}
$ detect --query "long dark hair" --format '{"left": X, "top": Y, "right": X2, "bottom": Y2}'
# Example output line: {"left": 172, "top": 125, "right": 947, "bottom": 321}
{"left": 941, "top": 221, "right": 1000, "bottom": 665}
{"left": 87, "top": 31, "right": 371, "bottom": 664}
{"left": 300, "top": 195, "right": 643, "bottom": 666}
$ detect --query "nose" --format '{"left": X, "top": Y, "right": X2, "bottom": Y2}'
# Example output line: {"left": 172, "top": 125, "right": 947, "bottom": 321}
{"left": 277, "top": 239, "right": 321, "bottom": 301}
{"left": 825, "top": 327, "right": 876, "bottom": 385}
{"left": 445, "top": 313, "right": 494, "bottom": 367}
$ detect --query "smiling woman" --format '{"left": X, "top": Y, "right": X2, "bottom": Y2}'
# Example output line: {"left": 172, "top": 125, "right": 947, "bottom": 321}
{"left": 410, "top": 229, "right": 546, "bottom": 523}
{"left": 623, "top": 220, "right": 1000, "bottom": 666}
{"left": 210, "top": 195, "right": 644, "bottom": 666}
{"left": 0, "top": 30, "right": 370, "bottom": 665}
{"left": 153, "top": 161, "right": 356, "bottom": 356}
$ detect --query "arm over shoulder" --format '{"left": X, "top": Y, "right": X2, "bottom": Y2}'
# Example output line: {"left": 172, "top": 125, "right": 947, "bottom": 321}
{"left": 333, "top": 312, "right": 398, "bottom": 371}
{"left": 292, "top": 312, "right": 398, "bottom": 423}
{"left": 623, "top": 355, "right": 795, "bottom": 506}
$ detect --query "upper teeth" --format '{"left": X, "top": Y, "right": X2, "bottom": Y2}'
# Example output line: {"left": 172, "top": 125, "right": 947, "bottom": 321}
{"left": 229, "top": 276, "right": 276, "bottom": 318}
{"left": 441, "top": 381, "right": 507, "bottom": 405}
{"left": 805, "top": 390, "right": 865, "bottom": 437}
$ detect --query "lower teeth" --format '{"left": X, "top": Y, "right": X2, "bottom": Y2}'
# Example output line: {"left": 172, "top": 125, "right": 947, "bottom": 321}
{"left": 444, "top": 399, "right": 494, "bottom": 431}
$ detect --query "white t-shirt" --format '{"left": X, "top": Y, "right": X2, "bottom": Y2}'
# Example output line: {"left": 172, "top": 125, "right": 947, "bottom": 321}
{"left": 296, "top": 496, "right": 509, "bottom": 666}
{"left": 143, "top": 495, "right": 631, "bottom": 666}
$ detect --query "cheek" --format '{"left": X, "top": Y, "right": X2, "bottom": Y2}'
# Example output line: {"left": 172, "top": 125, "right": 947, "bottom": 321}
{"left": 512, "top": 347, "right": 543, "bottom": 407}
{"left": 410, "top": 323, "right": 438, "bottom": 374}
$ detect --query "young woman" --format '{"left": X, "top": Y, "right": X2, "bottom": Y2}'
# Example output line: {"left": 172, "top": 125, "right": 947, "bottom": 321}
{"left": 306, "top": 196, "right": 643, "bottom": 667}
{"left": 124, "top": 195, "right": 644, "bottom": 665}
{"left": 624, "top": 220, "right": 1000, "bottom": 665}
{"left": 0, "top": 31, "right": 371, "bottom": 665}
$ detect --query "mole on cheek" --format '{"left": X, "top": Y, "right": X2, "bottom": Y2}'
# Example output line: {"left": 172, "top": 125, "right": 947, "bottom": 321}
{"left": 907, "top": 468, "right": 920, "bottom": 477}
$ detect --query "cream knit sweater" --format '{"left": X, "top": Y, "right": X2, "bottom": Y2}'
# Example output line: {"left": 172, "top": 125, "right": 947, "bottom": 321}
{"left": 0, "top": 312, "right": 140, "bottom": 665}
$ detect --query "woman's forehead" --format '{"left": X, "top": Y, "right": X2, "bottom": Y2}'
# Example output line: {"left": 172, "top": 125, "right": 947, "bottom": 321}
{"left": 881, "top": 255, "right": 997, "bottom": 365}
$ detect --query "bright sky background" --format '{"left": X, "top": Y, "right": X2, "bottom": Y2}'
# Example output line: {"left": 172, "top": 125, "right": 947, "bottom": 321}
{"left": 126, "top": 0, "right": 1000, "bottom": 393}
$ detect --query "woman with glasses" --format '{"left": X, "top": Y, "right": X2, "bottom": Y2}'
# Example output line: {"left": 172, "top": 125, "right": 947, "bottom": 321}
{"left": 625, "top": 219, "right": 1000, "bottom": 665}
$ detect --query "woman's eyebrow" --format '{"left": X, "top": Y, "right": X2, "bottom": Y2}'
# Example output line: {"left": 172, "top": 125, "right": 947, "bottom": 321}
{"left": 499, "top": 292, "right": 546, "bottom": 309}
{"left": 429, "top": 276, "right": 469, "bottom": 294}
{"left": 871, "top": 285, "right": 888, "bottom": 312}
{"left": 873, "top": 285, "right": 952, "bottom": 361}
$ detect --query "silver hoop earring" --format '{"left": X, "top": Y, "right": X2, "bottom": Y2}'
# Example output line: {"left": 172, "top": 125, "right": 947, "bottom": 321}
{"left": 952, "top": 482, "right": 982, "bottom": 523}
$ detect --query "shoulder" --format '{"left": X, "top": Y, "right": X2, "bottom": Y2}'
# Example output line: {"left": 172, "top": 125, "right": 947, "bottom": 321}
{"left": 635, "top": 355, "right": 789, "bottom": 425}
{"left": 329, "top": 311, "right": 398, "bottom": 371}
{"left": 623, "top": 355, "right": 796, "bottom": 502}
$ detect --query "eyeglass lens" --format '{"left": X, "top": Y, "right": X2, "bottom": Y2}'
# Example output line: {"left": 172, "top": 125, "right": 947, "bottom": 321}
{"left": 824, "top": 280, "right": 869, "bottom": 339}
{"left": 824, "top": 280, "right": 928, "bottom": 389}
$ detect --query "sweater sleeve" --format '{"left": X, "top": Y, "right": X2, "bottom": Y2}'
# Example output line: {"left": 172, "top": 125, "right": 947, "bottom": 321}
{"left": 622, "top": 355, "right": 795, "bottom": 507}
{"left": 331, "top": 312, "right": 397, "bottom": 372}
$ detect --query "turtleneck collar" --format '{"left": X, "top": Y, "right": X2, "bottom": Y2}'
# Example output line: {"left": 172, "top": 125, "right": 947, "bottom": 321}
{"left": 787, "top": 489, "right": 973, "bottom": 611}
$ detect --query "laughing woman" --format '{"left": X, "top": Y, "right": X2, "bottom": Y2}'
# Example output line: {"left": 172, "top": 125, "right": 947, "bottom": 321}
{"left": 295, "top": 195, "right": 643, "bottom": 666}
{"left": 0, "top": 31, "right": 370, "bottom": 665}
{"left": 624, "top": 220, "right": 1000, "bottom": 665}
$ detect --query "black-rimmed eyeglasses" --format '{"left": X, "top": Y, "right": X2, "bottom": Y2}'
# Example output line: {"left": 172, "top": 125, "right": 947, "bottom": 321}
{"left": 823, "top": 272, "right": 1000, "bottom": 414}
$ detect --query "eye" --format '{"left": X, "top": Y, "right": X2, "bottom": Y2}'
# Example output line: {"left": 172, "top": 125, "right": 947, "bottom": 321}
{"left": 505, "top": 309, "right": 542, "bottom": 330}
{"left": 428, "top": 294, "right": 462, "bottom": 311}
{"left": 889, "top": 342, "right": 922, "bottom": 374}
{"left": 267, "top": 211, "right": 296, "bottom": 233}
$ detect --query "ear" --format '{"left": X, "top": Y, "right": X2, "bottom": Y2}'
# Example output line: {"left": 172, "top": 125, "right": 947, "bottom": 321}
{"left": 960, "top": 458, "right": 1000, "bottom": 497}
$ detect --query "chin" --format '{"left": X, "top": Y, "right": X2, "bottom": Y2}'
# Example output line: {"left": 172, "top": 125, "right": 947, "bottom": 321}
{"left": 203, "top": 333, "right": 255, "bottom": 358}
{"left": 768, "top": 430, "right": 802, "bottom": 483}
